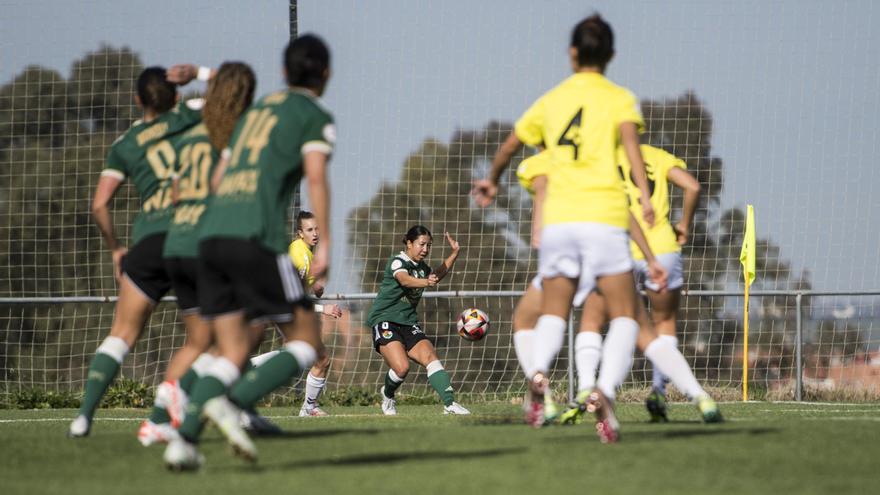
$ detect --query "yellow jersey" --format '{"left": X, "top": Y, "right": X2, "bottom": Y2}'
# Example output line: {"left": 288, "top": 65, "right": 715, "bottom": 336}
{"left": 515, "top": 151, "right": 551, "bottom": 196}
{"left": 288, "top": 238, "right": 315, "bottom": 288}
{"left": 514, "top": 72, "right": 644, "bottom": 228}
{"left": 617, "top": 144, "right": 687, "bottom": 259}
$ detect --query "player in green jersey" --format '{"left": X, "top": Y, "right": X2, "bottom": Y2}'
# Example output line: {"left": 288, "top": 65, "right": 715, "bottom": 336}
{"left": 366, "top": 226, "right": 470, "bottom": 416}
{"left": 69, "top": 67, "right": 203, "bottom": 438}
{"left": 138, "top": 62, "right": 258, "bottom": 446}
{"left": 164, "top": 35, "right": 335, "bottom": 470}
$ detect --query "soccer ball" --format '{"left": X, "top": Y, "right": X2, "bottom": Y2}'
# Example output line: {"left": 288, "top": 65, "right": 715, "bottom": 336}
{"left": 457, "top": 308, "right": 490, "bottom": 341}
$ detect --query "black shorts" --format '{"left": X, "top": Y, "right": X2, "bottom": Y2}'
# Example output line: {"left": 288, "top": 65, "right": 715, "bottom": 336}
{"left": 198, "top": 237, "right": 309, "bottom": 324}
{"left": 372, "top": 321, "right": 429, "bottom": 352}
{"left": 121, "top": 233, "right": 172, "bottom": 304}
{"left": 165, "top": 257, "right": 199, "bottom": 314}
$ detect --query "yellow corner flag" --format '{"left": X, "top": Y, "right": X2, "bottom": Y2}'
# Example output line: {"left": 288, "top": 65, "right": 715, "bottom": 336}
{"left": 740, "top": 204, "right": 756, "bottom": 401}
{"left": 740, "top": 204, "right": 756, "bottom": 286}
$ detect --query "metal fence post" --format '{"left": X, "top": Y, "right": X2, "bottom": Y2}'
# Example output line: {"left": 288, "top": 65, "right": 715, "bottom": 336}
{"left": 567, "top": 312, "right": 575, "bottom": 403}
{"left": 795, "top": 292, "right": 804, "bottom": 401}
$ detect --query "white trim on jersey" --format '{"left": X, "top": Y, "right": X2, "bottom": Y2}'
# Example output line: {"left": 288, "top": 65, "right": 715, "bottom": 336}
{"left": 100, "top": 169, "right": 126, "bottom": 181}
{"left": 301, "top": 141, "right": 332, "bottom": 156}
{"left": 276, "top": 254, "right": 304, "bottom": 302}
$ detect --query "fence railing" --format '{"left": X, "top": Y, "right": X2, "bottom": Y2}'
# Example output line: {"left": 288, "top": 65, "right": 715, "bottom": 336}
{"left": 2, "top": 289, "right": 879, "bottom": 403}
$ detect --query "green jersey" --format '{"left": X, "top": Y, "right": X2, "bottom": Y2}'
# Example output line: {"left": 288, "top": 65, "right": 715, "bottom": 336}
{"left": 163, "top": 123, "right": 219, "bottom": 258}
{"left": 102, "top": 100, "right": 202, "bottom": 245}
{"left": 198, "top": 89, "right": 335, "bottom": 253}
{"left": 367, "top": 252, "right": 432, "bottom": 327}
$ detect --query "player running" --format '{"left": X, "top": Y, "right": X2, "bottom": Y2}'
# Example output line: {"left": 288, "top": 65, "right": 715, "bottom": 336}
{"left": 560, "top": 145, "right": 722, "bottom": 424}
{"left": 138, "top": 62, "right": 258, "bottom": 446}
{"left": 367, "top": 226, "right": 470, "bottom": 416}
{"left": 164, "top": 34, "right": 335, "bottom": 470}
{"left": 69, "top": 67, "right": 203, "bottom": 438}
{"left": 473, "top": 14, "right": 654, "bottom": 443}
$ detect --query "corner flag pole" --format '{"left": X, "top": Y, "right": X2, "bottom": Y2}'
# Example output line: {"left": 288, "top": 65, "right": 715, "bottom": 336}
{"left": 740, "top": 205, "right": 756, "bottom": 402}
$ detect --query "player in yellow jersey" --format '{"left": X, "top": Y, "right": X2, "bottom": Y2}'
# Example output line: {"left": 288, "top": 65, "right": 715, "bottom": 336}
{"left": 561, "top": 145, "right": 722, "bottom": 424}
{"left": 289, "top": 211, "right": 341, "bottom": 416}
{"left": 473, "top": 14, "right": 654, "bottom": 442}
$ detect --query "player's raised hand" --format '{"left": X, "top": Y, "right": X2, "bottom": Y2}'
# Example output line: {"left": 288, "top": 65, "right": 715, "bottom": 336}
{"left": 166, "top": 64, "right": 198, "bottom": 85}
{"left": 471, "top": 179, "right": 498, "bottom": 208}
{"left": 445, "top": 232, "right": 460, "bottom": 253}
{"left": 111, "top": 247, "right": 128, "bottom": 283}
{"left": 647, "top": 259, "right": 668, "bottom": 292}
{"left": 426, "top": 274, "right": 440, "bottom": 287}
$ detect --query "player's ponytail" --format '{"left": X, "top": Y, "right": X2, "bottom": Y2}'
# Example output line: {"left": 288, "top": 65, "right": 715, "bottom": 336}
{"left": 203, "top": 62, "right": 256, "bottom": 151}
{"left": 285, "top": 34, "right": 331, "bottom": 90}
{"left": 403, "top": 225, "right": 433, "bottom": 245}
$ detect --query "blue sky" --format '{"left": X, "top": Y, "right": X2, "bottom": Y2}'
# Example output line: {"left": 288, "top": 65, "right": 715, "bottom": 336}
{"left": 3, "top": 0, "right": 879, "bottom": 293}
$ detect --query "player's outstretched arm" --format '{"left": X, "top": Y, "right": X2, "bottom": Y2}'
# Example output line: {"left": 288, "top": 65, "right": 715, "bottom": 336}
{"left": 394, "top": 271, "right": 437, "bottom": 289}
{"left": 628, "top": 212, "right": 667, "bottom": 291}
{"left": 91, "top": 175, "right": 126, "bottom": 281}
{"left": 472, "top": 131, "right": 523, "bottom": 207}
{"left": 304, "top": 150, "right": 331, "bottom": 282}
{"left": 620, "top": 122, "right": 654, "bottom": 226}
{"left": 432, "top": 232, "right": 461, "bottom": 281}
{"left": 667, "top": 167, "right": 701, "bottom": 246}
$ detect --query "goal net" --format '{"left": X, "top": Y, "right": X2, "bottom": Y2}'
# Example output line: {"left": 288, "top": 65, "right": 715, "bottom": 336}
{"left": 2, "top": 0, "right": 880, "bottom": 405}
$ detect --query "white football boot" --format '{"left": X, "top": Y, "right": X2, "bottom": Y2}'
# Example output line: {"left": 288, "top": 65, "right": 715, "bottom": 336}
{"left": 164, "top": 438, "right": 204, "bottom": 471}
{"left": 67, "top": 415, "right": 91, "bottom": 438}
{"left": 203, "top": 396, "right": 257, "bottom": 462}
{"left": 155, "top": 380, "right": 188, "bottom": 428}
{"left": 443, "top": 402, "right": 471, "bottom": 415}
{"left": 137, "top": 420, "right": 179, "bottom": 446}
{"left": 380, "top": 386, "right": 397, "bottom": 416}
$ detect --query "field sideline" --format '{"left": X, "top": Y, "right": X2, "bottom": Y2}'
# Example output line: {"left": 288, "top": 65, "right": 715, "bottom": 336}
{"left": 3, "top": 402, "right": 878, "bottom": 495}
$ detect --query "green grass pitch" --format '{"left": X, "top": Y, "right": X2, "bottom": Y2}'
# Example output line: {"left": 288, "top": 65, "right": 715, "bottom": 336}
{"left": 2, "top": 402, "right": 878, "bottom": 495}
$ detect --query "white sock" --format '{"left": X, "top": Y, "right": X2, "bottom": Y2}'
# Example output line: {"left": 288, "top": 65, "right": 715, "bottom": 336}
{"left": 207, "top": 357, "right": 241, "bottom": 387}
{"left": 575, "top": 332, "right": 603, "bottom": 393}
{"left": 512, "top": 330, "right": 534, "bottom": 379}
{"left": 529, "top": 315, "right": 566, "bottom": 377}
{"left": 651, "top": 335, "right": 678, "bottom": 391}
{"left": 191, "top": 353, "right": 215, "bottom": 376}
{"left": 249, "top": 350, "right": 280, "bottom": 368}
{"left": 596, "top": 317, "right": 639, "bottom": 401}
{"left": 303, "top": 372, "right": 327, "bottom": 408}
{"left": 96, "top": 336, "right": 129, "bottom": 364}
{"left": 644, "top": 336, "right": 706, "bottom": 400}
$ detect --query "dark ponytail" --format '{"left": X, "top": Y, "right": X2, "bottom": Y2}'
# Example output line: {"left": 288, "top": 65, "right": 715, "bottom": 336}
{"left": 402, "top": 225, "right": 432, "bottom": 245}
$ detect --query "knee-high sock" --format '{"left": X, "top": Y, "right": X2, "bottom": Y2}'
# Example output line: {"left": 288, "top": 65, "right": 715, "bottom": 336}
{"left": 650, "top": 335, "right": 677, "bottom": 392}
{"left": 595, "top": 317, "right": 639, "bottom": 401}
{"left": 383, "top": 369, "right": 405, "bottom": 398}
{"left": 426, "top": 360, "right": 454, "bottom": 406}
{"left": 575, "top": 331, "right": 603, "bottom": 393}
{"left": 644, "top": 336, "right": 706, "bottom": 399}
{"left": 78, "top": 337, "right": 129, "bottom": 419}
{"left": 149, "top": 353, "right": 215, "bottom": 424}
{"left": 177, "top": 357, "right": 241, "bottom": 443}
{"left": 228, "top": 341, "right": 317, "bottom": 410}
{"left": 303, "top": 372, "right": 327, "bottom": 408}
{"left": 530, "top": 315, "right": 566, "bottom": 378}
{"left": 512, "top": 330, "right": 534, "bottom": 379}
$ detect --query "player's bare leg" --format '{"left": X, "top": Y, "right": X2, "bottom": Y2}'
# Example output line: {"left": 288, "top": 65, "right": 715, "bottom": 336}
{"left": 408, "top": 340, "right": 469, "bottom": 415}
{"left": 512, "top": 284, "right": 542, "bottom": 417}
{"left": 70, "top": 277, "right": 153, "bottom": 438}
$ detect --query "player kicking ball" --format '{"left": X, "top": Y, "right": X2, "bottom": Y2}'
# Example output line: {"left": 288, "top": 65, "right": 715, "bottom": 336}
{"left": 366, "top": 226, "right": 470, "bottom": 416}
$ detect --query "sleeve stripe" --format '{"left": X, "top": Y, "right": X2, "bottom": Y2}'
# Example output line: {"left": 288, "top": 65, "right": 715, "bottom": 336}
{"left": 392, "top": 269, "right": 408, "bottom": 276}
{"left": 302, "top": 141, "right": 332, "bottom": 155}
{"left": 100, "top": 169, "right": 126, "bottom": 181}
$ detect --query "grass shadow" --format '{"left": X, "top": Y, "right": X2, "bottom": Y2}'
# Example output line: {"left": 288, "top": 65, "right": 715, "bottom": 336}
{"left": 254, "top": 428, "right": 381, "bottom": 440}
{"left": 226, "top": 446, "right": 526, "bottom": 473}
{"left": 543, "top": 425, "right": 779, "bottom": 444}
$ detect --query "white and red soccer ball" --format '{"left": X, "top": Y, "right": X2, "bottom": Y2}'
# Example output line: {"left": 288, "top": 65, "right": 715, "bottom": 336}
{"left": 457, "top": 308, "right": 490, "bottom": 341}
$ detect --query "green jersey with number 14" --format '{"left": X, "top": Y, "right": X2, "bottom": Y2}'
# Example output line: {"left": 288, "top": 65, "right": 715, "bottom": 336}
{"left": 198, "top": 89, "right": 335, "bottom": 254}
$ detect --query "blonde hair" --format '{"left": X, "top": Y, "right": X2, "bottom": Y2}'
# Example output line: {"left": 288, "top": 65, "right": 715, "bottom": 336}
{"left": 203, "top": 62, "right": 256, "bottom": 150}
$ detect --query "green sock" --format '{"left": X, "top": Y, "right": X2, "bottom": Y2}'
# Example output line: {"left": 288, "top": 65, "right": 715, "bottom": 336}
{"left": 178, "top": 367, "right": 199, "bottom": 393}
{"left": 177, "top": 375, "right": 227, "bottom": 443}
{"left": 428, "top": 369, "right": 455, "bottom": 406}
{"left": 148, "top": 404, "right": 171, "bottom": 424}
{"left": 383, "top": 370, "right": 404, "bottom": 398}
{"left": 78, "top": 353, "right": 121, "bottom": 418}
{"left": 229, "top": 351, "right": 301, "bottom": 410}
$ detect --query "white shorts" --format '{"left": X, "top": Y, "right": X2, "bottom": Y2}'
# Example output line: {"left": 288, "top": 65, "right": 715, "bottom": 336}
{"left": 537, "top": 223, "right": 633, "bottom": 307}
{"left": 633, "top": 252, "right": 684, "bottom": 292}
